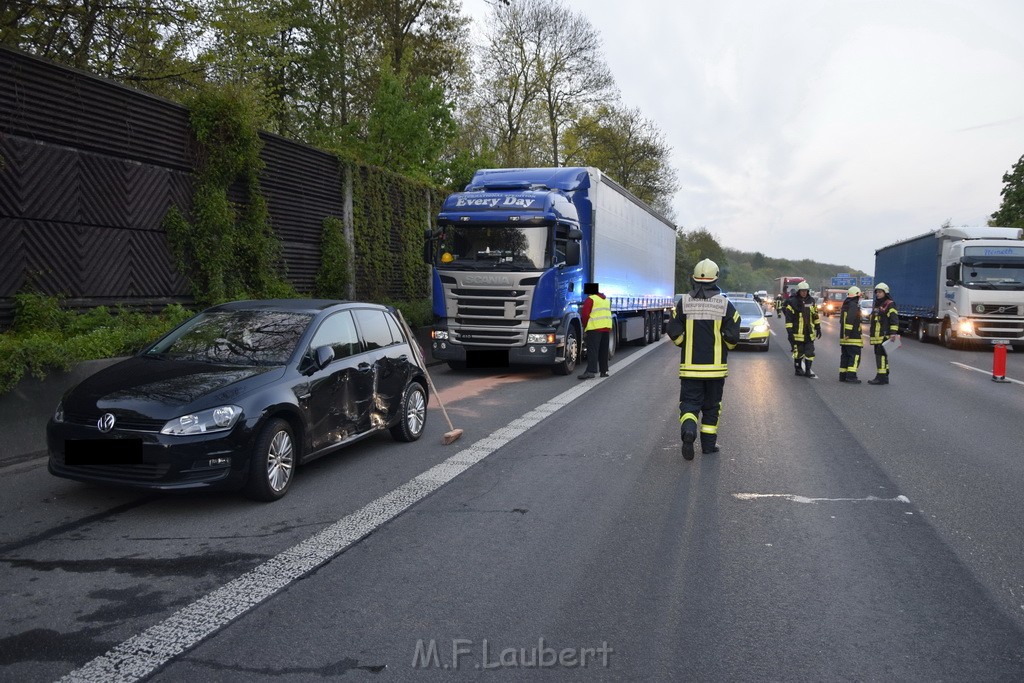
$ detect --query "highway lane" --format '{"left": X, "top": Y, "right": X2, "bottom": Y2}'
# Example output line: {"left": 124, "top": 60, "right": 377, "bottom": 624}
{"left": 3, "top": 322, "right": 1024, "bottom": 681}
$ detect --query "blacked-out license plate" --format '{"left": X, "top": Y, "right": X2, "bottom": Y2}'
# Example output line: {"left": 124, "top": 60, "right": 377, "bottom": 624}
{"left": 65, "top": 439, "right": 143, "bottom": 465}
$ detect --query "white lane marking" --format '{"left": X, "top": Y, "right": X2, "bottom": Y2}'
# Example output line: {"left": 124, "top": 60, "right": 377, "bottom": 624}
{"left": 950, "top": 361, "right": 1024, "bottom": 386}
{"left": 733, "top": 493, "right": 912, "bottom": 505}
{"left": 59, "top": 341, "right": 668, "bottom": 683}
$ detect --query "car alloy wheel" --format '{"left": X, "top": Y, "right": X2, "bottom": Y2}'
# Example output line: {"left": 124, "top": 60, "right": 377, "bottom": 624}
{"left": 267, "top": 430, "right": 294, "bottom": 493}
{"left": 245, "top": 418, "right": 297, "bottom": 501}
{"left": 391, "top": 382, "right": 427, "bottom": 442}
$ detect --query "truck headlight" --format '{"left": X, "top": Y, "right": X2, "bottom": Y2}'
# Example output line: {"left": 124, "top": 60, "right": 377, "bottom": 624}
{"left": 431, "top": 330, "right": 449, "bottom": 340}
{"left": 527, "top": 333, "right": 556, "bottom": 344}
{"left": 958, "top": 320, "right": 974, "bottom": 335}
{"left": 161, "top": 405, "right": 242, "bottom": 436}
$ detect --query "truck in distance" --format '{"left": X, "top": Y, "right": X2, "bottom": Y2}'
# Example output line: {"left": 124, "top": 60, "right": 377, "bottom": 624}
{"left": 424, "top": 167, "right": 676, "bottom": 373}
{"left": 873, "top": 226, "right": 1024, "bottom": 349}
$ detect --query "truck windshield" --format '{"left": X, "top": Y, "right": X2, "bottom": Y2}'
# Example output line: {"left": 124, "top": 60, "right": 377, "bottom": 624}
{"left": 435, "top": 225, "right": 550, "bottom": 271}
{"left": 961, "top": 263, "right": 1024, "bottom": 290}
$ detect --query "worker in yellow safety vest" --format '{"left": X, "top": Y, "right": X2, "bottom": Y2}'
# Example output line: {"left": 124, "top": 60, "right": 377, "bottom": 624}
{"left": 578, "top": 282, "right": 613, "bottom": 379}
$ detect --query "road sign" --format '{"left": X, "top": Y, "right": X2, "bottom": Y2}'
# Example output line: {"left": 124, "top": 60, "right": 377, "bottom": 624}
{"left": 836, "top": 273, "right": 850, "bottom": 278}
{"left": 860, "top": 276, "right": 873, "bottom": 288}
{"left": 831, "top": 277, "right": 857, "bottom": 287}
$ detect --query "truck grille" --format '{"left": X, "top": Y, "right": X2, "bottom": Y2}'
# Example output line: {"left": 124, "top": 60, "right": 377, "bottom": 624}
{"left": 973, "top": 304, "right": 1022, "bottom": 316}
{"left": 443, "top": 278, "right": 537, "bottom": 347}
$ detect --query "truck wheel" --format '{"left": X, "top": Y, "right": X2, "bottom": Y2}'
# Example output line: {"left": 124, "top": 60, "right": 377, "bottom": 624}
{"left": 639, "top": 315, "right": 650, "bottom": 346}
{"left": 942, "top": 321, "right": 957, "bottom": 350}
{"left": 649, "top": 313, "right": 658, "bottom": 343}
{"left": 608, "top": 322, "right": 617, "bottom": 359}
{"left": 553, "top": 325, "right": 580, "bottom": 375}
{"left": 916, "top": 322, "right": 927, "bottom": 343}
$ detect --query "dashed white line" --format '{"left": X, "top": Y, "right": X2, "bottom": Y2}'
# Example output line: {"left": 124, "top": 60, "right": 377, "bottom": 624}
{"left": 950, "top": 361, "right": 1024, "bottom": 386}
{"left": 59, "top": 341, "right": 668, "bottom": 683}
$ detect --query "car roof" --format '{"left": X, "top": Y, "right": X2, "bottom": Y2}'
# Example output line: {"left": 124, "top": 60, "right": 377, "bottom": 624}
{"left": 209, "top": 299, "right": 390, "bottom": 314}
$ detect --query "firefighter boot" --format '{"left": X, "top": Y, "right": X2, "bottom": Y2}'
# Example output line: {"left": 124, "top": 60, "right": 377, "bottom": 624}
{"left": 681, "top": 422, "right": 697, "bottom": 461}
{"left": 700, "top": 433, "right": 719, "bottom": 454}
{"left": 794, "top": 359, "right": 805, "bottom": 376}
{"left": 868, "top": 375, "right": 889, "bottom": 385}
{"left": 804, "top": 360, "right": 817, "bottom": 378}
{"left": 846, "top": 373, "right": 862, "bottom": 384}
{"left": 839, "top": 372, "right": 847, "bottom": 382}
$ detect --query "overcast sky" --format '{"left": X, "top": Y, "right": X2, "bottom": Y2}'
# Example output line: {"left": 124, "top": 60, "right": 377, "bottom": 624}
{"left": 460, "top": 0, "right": 1024, "bottom": 273}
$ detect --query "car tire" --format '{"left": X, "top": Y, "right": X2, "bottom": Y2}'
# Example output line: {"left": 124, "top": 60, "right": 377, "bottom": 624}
{"left": 244, "top": 418, "right": 296, "bottom": 502}
{"left": 390, "top": 381, "right": 427, "bottom": 442}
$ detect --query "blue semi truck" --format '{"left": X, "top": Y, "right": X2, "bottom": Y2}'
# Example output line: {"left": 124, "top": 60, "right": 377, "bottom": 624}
{"left": 424, "top": 167, "right": 676, "bottom": 373}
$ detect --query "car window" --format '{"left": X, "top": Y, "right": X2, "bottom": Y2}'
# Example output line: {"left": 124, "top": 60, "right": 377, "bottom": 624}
{"left": 354, "top": 309, "right": 396, "bottom": 351}
{"left": 384, "top": 311, "right": 406, "bottom": 344}
{"left": 146, "top": 310, "right": 313, "bottom": 366}
{"left": 310, "top": 311, "right": 361, "bottom": 360}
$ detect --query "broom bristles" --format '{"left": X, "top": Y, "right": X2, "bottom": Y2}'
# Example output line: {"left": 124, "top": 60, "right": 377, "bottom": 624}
{"left": 442, "top": 428, "right": 464, "bottom": 445}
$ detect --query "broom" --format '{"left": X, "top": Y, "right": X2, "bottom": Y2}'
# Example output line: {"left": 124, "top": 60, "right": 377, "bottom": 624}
{"left": 396, "top": 308, "right": 464, "bottom": 445}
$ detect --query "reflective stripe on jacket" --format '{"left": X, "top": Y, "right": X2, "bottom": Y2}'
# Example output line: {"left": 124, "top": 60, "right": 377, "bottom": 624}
{"left": 839, "top": 298, "right": 863, "bottom": 347}
{"left": 584, "top": 295, "right": 613, "bottom": 332}
{"left": 783, "top": 294, "right": 820, "bottom": 342}
{"left": 666, "top": 293, "right": 740, "bottom": 379}
{"left": 870, "top": 298, "right": 899, "bottom": 344}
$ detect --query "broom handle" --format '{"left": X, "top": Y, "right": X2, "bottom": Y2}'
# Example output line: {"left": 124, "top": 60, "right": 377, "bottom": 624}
{"left": 396, "top": 309, "right": 456, "bottom": 433}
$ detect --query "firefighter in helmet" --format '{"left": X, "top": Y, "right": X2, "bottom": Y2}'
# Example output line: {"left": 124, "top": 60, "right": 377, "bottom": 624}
{"left": 666, "top": 259, "right": 741, "bottom": 460}
{"left": 839, "top": 285, "right": 864, "bottom": 383}
{"left": 868, "top": 282, "right": 899, "bottom": 384}
{"left": 784, "top": 281, "right": 822, "bottom": 378}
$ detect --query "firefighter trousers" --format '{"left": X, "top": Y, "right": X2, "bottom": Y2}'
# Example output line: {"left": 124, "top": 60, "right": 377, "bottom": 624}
{"left": 873, "top": 344, "right": 890, "bottom": 375}
{"left": 840, "top": 344, "right": 862, "bottom": 374}
{"left": 792, "top": 339, "right": 815, "bottom": 361}
{"left": 679, "top": 378, "right": 725, "bottom": 435}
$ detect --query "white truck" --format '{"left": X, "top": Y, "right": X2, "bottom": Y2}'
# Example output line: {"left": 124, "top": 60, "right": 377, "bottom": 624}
{"left": 873, "top": 226, "right": 1024, "bottom": 349}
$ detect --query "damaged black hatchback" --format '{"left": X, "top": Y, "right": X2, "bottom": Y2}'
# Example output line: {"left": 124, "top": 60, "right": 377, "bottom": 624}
{"left": 47, "top": 300, "right": 429, "bottom": 501}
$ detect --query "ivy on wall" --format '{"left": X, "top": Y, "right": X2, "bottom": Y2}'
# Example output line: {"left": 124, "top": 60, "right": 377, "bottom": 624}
{"left": 163, "top": 85, "right": 292, "bottom": 304}
{"left": 315, "top": 215, "right": 351, "bottom": 299}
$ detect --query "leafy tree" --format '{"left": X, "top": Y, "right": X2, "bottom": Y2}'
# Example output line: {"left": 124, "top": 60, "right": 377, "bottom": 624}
{"left": 990, "top": 153, "right": 1024, "bottom": 229}
{"left": 676, "top": 228, "right": 727, "bottom": 293}
{"left": 563, "top": 104, "right": 679, "bottom": 215}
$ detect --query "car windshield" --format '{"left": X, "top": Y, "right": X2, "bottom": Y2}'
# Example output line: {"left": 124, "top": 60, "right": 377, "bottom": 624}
{"left": 732, "top": 300, "right": 763, "bottom": 318}
{"left": 145, "top": 310, "right": 314, "bottom": 366}
{"left": 434, "top": 225, "right": 550, "bottom": 271}
{"left": 961, "top": 263, "right": 1024, "bottom": 290}
{"left": 860, "top": 301, "right": 873, "bottom": 312}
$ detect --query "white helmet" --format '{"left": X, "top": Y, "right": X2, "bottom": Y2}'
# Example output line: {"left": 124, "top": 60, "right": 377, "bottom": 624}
{"left": 847, "top": 286, "right": 862, "bottom": 296}
{"left": 692, "top": 259, "right": 720, "bottom": 282}
{"left": 875, "top": 282, "right": 890, "bottom": 294}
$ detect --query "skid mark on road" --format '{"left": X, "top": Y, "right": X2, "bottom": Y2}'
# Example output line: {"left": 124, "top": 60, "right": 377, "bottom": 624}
{"left": 59, "top": 343, "right": 667, "bottom": 683}
{"left": 733, "top": 493, "right": 912, "bottom": 504}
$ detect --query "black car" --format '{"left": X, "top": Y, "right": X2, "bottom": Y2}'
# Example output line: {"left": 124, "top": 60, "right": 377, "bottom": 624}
{"left": 47, "top": 300, "right": 429, "bottom": 501}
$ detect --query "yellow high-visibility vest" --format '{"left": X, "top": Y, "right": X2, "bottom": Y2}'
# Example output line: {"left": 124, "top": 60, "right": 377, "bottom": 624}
{"left": 585, "top": 295, "right": 612, "bottom": 331}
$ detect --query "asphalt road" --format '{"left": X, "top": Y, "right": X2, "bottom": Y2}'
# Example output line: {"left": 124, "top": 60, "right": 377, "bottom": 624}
{"left": 2, "top": 317, "right": 1024, "bottom": 681}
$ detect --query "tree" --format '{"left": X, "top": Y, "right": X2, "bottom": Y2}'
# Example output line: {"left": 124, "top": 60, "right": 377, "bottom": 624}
{"left": 562, "top": 104, "right": 679, "bottom": 215}
{"left": 676, "top": 228, "right": 727, "bottom": 293}
{"left": 990, "top": 153, "right": 1024, "bottom": 229}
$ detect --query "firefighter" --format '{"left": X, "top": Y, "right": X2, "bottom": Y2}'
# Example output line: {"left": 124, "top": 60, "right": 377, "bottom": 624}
{"left": 839, "top": 286, "right": 864, "bottom": 383}
{"left": 868, "top": 282, "right": 899, "bottom": 385}
{"left": 784, "top": 281, "right": 822, "bottom": 378}
{"left": 774, "top": 293, "right": 784, "bottom": 318}
{"left": 666, "top": 259, "right": 741, "bottom": 460}
{"left": 578, "top": 282, "right": 612, "bottom": 379}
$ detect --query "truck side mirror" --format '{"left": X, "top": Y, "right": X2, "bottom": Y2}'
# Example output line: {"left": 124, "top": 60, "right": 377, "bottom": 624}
{"left": 565, "top": 241, "right": 581, "bottom": 266}
{"left": 423, "top": 228, "right": 435, "bottom": 264}
{"left": 945, "top": 264, "right": 959, "bottom": 286}
{"left": 567, "top": 228, "right": 583, "bottom": 240}
{"left": 946, "top": 279, "right": 955, "bottom": 287}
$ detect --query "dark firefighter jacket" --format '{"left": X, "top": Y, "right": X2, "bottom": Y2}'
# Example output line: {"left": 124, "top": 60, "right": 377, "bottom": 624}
{"left": 784, "top": 294, "right": 820, "bottom": 342}
{"left": 666, "top": 287, "right": 741, "bottom": 379}
{"left": 870, "top": 296, "right": 899, "bottom": 344}
{"left": 839, "top": 297, "right": 863, "bottom": 346}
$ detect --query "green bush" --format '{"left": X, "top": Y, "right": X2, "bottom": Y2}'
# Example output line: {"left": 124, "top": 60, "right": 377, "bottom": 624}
{"left": 0, "top": 298, "right": 196, "bottom": 395}
{"left": 384, "top": 297, "right": 434, "bottom": 329}
{"left": 315, "top": 215, "right": 352, "bottom": 299}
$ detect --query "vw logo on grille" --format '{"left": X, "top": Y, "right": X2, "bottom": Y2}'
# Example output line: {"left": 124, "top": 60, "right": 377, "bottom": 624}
{"left": 97, "top": 413, "right": 116, "bottom": 433}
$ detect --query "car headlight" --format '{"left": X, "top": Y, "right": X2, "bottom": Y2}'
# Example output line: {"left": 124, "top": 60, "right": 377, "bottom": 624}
{"left": 161, "top": 405, "right": 242, "bottom": 436}
{"left": 431, "top": 329, "right": 449, "bottom": 340}
{"left": 752, "top": 321, "right": 769, "bottom": 333}
{"left": 54, "top": 401, "right": 64, "bottom": 423}
{"left": 527, "top": 333, "right": 556, "bottom": 344}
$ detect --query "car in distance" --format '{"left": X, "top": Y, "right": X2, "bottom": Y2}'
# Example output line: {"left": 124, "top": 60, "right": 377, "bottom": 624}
{"left": 728, "top": 297, "right": 771, "bottom": 351}
{"left": 48, "top": 300, "right": 429, "bottom": 501}
{"left": 859, "top": 298, "right": 874, "bottom": 328}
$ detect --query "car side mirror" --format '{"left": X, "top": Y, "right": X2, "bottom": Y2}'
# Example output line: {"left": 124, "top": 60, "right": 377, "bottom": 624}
{"left": 313, "top": 345, "right": 334, "bottom": 371}
{"left": 565, "top": 240, "right": 581, "bottom": 266}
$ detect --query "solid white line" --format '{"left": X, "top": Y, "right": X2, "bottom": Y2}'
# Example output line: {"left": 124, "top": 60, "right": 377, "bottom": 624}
{"left": 950, "top": 361, "right": 1024, "bottom": 386}
{"left": 59, "top": 341, "right": 669, "bottom": 683}
{"left": 733, "top": 493, "right": 912, "bottom": 504}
